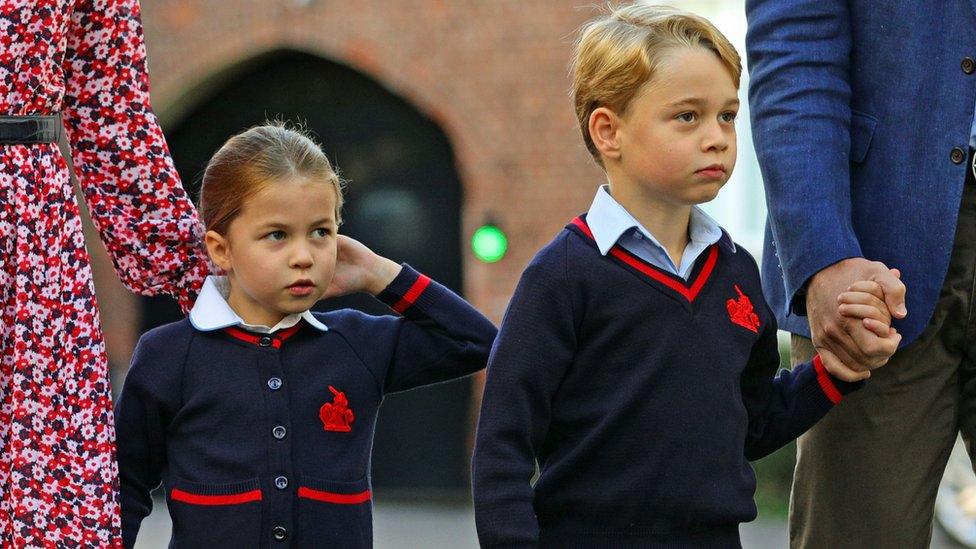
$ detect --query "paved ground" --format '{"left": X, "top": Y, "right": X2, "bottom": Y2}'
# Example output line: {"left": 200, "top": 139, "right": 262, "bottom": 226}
{"left": 133, "top": 493, "right": 968, "bottom": 548}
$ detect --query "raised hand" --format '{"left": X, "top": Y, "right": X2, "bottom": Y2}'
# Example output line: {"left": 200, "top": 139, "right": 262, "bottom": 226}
{"left": 323, "top": 235, "right": 402, "bottom": 298}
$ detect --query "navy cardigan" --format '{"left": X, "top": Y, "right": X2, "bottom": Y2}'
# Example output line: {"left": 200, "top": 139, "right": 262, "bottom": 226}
{"left": 473, "top": 218, "right": 861, "bottom": 548}
{"left": 115, "top": 265, "right": 496, "bottom": 548}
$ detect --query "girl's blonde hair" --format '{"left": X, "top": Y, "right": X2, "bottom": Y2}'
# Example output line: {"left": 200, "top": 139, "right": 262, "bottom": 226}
{"left": 571, "top": 3, "right": 741, "bottom": 164}
{"left": 199, "top": 121, "right": 344, "bottom": 234}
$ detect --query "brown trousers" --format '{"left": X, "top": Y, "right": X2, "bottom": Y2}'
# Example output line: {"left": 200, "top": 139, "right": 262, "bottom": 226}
{"left": 789, "top": 181, "right": 976, "bottom": 548}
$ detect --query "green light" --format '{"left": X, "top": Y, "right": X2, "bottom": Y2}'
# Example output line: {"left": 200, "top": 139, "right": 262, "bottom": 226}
{"left": 472, "top": 224, "right": 508, "bottom": 263}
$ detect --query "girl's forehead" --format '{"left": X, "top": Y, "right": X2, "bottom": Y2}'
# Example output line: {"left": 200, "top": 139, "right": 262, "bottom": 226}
{"left": 242, "top": 180, "right": 337, "bottom": 221}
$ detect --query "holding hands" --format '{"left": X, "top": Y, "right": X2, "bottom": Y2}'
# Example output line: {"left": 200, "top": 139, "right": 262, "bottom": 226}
{"left": 808, "top": 258, "right": 907, "bottom": 382}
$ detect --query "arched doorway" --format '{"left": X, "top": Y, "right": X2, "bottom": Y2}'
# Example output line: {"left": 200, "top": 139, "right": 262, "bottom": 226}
{"left": 145, "top": 49, "right": 470, "bottom": 493}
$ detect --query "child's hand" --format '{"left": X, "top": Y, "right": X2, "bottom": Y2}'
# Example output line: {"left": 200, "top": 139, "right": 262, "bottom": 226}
{"left": 323, "top": 235, "right": 402, "bottom": 298}
{"left": 837, "top": 276, "right": 899, "bottom": 339}
{"left": 821, "top": 270, "right": 903, "bottom": 380}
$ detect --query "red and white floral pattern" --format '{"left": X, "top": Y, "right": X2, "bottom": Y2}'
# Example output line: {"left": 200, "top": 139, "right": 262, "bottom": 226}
{"left": 0, "top": 0, "right": 209, "bottom": 545}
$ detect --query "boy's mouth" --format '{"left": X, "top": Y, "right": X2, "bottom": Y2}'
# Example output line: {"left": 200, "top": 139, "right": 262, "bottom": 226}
{"left": 695, "top": 164, "right": 726, "bottom": 178}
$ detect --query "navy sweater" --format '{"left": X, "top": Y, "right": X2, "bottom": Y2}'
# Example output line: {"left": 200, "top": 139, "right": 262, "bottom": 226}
{"left": 472, "top": 218, "right": 861, "bottom": 548}
{"left": 115, "top": 265, "right": 496, "bottom": 548}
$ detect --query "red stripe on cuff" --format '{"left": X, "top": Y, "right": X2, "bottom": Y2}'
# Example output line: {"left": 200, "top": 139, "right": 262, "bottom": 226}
{"left": 392, "top": 275, "right": 431, "bottom": 314}
{"left": 171, "top": 488, "right": 262, "bottom": 506}
{"left": 298, "top": 487, "right": 372, "bottom": 504}
{"left": 813, "top": 354, "right": 843, "bottom": 405}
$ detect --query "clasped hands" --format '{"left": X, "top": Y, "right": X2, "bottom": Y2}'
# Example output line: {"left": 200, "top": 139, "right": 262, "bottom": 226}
{"left": 806, "top": 258, "right": 907, "bottom": 382}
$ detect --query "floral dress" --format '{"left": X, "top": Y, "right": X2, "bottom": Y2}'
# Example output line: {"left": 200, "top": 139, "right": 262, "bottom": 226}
{"left": 0, "top": 0, "right": 209, "bottom": 545}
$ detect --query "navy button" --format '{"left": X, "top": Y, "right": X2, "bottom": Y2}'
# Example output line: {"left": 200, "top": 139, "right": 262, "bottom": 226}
{"left": 259, "top": 336, "right": 273, "bottom": 347}
{"left": 268, "top": 377, "right": 282, "bottom": 391}
{"left": 275, "top": 476, "right": 288, "bottom": 490}
{"left": 272, "top": 525, "right": 288, "bottom": 541}
{"left": 963, "top": 57, "right": 975, "bottom": 74}
{"left": 272, "top": 426, "right": 287, "bottom": 440}
{"left": 952, "top": 147, "right": 966, "bottom": 164}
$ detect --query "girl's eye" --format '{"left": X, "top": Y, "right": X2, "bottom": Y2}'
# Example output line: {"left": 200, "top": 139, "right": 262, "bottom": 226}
{"left": 312, "top": 228, "right": 331, "bottom": 238}
{"left": 720, "top": 111, "right": 738, "bottom": 123}
{"left": 676, "top": 112, "right": 697, "bottom": 123}
{"left": 265, "top": 231, "right": 286, "bottom": 241}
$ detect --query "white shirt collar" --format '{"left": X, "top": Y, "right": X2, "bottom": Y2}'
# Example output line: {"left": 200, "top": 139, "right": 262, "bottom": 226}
{"left": 189, "top": 276, "right": 329, "bottom": 333}
{"left": 585, "top": 184, "right": 735, "bottom": 255}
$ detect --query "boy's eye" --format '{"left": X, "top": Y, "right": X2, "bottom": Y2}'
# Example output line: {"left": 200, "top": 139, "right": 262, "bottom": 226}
{"left": 311, "top": 228, "right": 332, "bottom": 238}
{"left": 265, "top": 231, "right": 286, "bottom": 241}
{"left": 720, "top": 111, "right": 738, "bottom": 123}
{"left": 676, "top": 112, "right": 697, "bottom": 123}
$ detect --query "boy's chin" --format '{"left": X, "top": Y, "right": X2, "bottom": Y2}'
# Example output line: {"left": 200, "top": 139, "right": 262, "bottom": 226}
{"left": 687, "top": 182, "right": 725, "bottom": 204}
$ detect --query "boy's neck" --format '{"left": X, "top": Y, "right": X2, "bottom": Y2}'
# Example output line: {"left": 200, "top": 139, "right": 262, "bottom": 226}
{"left": 606, "top": 180, "right": 692, "bottom": 267}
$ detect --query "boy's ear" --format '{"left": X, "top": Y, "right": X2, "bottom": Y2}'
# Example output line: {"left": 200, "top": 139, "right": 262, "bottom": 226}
{"left": 204, "top": 230, "right": 233, "bottom": 273}
{"left": 589, "top": 107, "right": 622, "bottom": 161}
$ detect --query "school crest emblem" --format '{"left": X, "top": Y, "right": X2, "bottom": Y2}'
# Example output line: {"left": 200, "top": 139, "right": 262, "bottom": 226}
{"left": 319, "top": 386, "right": 355, "bottom": 432}
{"left": 726, "top": 284, "right": 761, "bottom": 333}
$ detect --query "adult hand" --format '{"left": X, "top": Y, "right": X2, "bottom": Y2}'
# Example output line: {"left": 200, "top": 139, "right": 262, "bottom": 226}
{"left": 806, "top": 258, "right": 906, "bottom": 371}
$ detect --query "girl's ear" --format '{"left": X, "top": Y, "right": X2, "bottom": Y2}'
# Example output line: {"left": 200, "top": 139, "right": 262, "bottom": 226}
{"left": 205, "top": 230, "right": 233, "bottom": 273}
{"left": 589, "top": 106, "right": 623, "bottom": 161}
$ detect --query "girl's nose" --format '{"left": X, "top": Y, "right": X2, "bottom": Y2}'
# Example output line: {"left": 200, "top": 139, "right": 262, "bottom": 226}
{"left": 290, "top": 245, "right": 314, "bottom": 268}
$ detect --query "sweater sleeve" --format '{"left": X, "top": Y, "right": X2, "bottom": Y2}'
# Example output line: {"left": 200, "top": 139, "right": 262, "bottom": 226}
{"left": 740, "top": 308, "right": 862, "bottom": 461}
{"left": 372, "top": 264, "right": 497, "bottom": 393}
{"left": 472, "top": 238, "right": 577, "bottom": 548}
{"left": 114, "top": 328, "right": 186, "bottom": 548}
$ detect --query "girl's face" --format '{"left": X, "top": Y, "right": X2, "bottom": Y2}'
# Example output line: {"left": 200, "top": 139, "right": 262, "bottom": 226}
{"left": 207, "top": 177, "right": 338, "bottom": 327}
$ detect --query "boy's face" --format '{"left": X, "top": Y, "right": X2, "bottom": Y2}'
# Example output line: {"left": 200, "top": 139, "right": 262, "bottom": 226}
{"left": 612, "top": 47, "right": 739, "bottom": 207}
{"left": 209, "top": 178, "right": 339, "bottom": 327}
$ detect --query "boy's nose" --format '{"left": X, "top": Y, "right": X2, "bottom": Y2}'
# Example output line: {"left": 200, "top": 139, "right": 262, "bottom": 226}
{"left": 702, "top": 122, "right": 730, "bottom": 151}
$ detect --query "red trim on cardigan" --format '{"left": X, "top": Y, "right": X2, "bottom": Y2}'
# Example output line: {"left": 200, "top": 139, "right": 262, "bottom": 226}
{"left": 812, "top": 355, "right": 843, "bottom": 405}
{"left": 170, "top": 488, "right": 262, "bottom": 506}
{"left": 297, "top": 486, "right": 372, "bottom": 504}
{"left": 392, "top": 275, "right": 431, "bottom": 313}
{"left": 571, "top": 216, "right": 719, "bottom": 303}
{"left": 224, "top": 323, "right": 302, "bottom": 348}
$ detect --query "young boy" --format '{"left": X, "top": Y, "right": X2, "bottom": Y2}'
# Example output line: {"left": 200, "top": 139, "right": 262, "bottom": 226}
{"left": 472, "top": 4, "right": 901, "bottom": 547}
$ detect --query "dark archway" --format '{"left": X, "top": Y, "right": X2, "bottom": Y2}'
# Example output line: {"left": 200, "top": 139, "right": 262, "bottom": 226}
{"left": 144, "top": 49, "right": 470, "bottom": 493}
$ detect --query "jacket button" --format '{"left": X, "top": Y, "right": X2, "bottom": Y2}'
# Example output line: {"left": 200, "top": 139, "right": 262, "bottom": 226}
{"left": 952, "top": 147, "right": 966, "bottom": 164}
{"left": 272, "top": 426, "right": 287, "bottom": 440}
{"left": 963, "top": 57, "right": 975, "bottom": 74}
{"left": 267, "top": 377, "right": 282, "bottom": 391}
{"left": 274, "top": 476, "right": 288, "bottom": 490}
{"left": 259, "top": 336, "right": 273, "bottom": 347}
{"left": 272, "top": 526, "right": 288, "bottom": 541}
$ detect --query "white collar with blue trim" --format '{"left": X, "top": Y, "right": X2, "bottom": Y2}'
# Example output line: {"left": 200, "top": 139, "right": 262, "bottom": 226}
{"left": 189, "top": 276, "right": 329, "bottom": 333}
{"left": 585, "top": 184, "right": 736, "bottom": 256}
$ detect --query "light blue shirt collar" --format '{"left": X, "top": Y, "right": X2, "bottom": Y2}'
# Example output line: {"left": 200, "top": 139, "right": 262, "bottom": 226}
{"left": 189, "top": 276, "right": 329, "bottom": 333}
{"left": 586, "top": 184, "right": 734, "bottom": 256}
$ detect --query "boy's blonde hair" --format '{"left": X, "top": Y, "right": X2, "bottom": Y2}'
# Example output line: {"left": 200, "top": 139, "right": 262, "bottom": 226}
{"left": 571, "top": 3, "right": 741, "bottom": 164}
{"left": 200, "top": 121, "right": 345, "bottom": 235}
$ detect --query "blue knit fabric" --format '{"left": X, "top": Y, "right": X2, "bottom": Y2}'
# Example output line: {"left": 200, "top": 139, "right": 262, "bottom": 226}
{"left": 116, "top": 265, "right": 496, "bottom": 548}
{"left": 473, "top": 218, "right": 861, "bottom": 548}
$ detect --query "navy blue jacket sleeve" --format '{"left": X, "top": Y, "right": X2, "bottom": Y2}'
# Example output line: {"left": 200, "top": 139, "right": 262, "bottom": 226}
{"left": 472, "top": 238, "right": 577, "bottom": 548}
{"left": 114, "top": 325, "right": 189, "bottom": 549}
{"left": 373, "top": 263, "right": 497, "bottom": 393}
{"left": 746, "top": 0, "right": 862, "bottom": 312}
{"left": 740, "top": 307, "right": 862, "bottom": 461}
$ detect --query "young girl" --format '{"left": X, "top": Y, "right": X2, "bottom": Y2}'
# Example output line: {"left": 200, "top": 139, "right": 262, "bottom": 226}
{"left": 114, "top": 123, "right": 497, "bottom": 548}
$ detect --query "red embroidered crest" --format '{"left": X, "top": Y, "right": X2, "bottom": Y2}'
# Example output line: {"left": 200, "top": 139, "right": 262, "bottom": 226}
{"left": 319, "top": 386, "right": 355, "bottom": 432}
{"left": 726, "top": 284, "right": 761, "bottom": 333}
